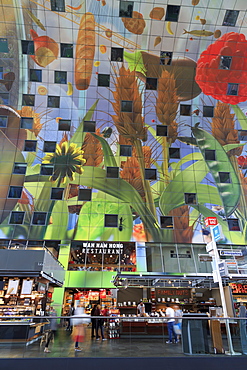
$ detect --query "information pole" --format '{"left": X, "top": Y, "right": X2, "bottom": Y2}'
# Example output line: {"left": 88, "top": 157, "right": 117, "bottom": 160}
{"left": 205, "top": 217, "right": 240, "bottom": 355}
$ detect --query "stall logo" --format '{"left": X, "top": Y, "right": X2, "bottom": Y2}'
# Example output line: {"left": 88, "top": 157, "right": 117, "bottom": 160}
{"left": 82, "top": 242, "right": 124, "bottom": 254}
{"left": 230, "top": 283, "right": 247, "bottom": 294}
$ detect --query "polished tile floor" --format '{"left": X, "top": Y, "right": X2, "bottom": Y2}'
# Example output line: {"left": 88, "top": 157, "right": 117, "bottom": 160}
{"left": 0, "top": 327, "right": 242, "bottom": 358}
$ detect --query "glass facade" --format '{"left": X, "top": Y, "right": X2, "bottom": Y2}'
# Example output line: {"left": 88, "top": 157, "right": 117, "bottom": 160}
{"left": 0, "top": 0, "right": 247, "bottom": 308}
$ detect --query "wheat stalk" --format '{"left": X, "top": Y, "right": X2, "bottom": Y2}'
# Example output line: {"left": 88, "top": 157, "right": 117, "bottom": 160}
{"left": 111, "top": 65, "right": 147, "bottom": 142}
{"left": 211, "top": 102, "right": 242, "bottom": 156}
{"left": 156, "top": 70, "right": 179, "bottom": 143}
{"left": 82, "top": 129, "right": 103, "bottom": 167}
{"left": 170, "top": 205, "right": 193, "bottom": 243}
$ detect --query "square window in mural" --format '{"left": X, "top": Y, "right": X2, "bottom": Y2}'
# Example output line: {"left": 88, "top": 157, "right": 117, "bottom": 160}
{"left": 146, "top": 78, "right": 157, "bottom": 90}
{"left": 58, "top": 119, "right": 71, "bottom": 131}
{"left": 165, "top": 5, "right": 180, "bottom": 22}
{"left": 238, "top": 130, "right": 247, "bottom": 141}
{"left": 219, "top": 56, "right": 232, "bottom": 70}
{"left": 30, "top": 69, "right": 42, "bottom": 82}
{"left": 51, "top": 188, "right": 64, "bottom": 200}
{"left": 205, "top": 149, "right": 216, "bottom": 161}
{"left": 78, "top": 188, "right": 92, "bottom": 201}
{"left": 21, "top": 117, "right": 33, "bottom": 129}
{"left": 111, "top": 47, "right": 123, "bottom": 62}
{"left": 160, "top": 51, "right": 173, "bottom": 66}
{"left": 54, "top": 71, "right": 67, "bottom": 84}
{"left": 40, "top": 164, "right": 54, "bottom": 176}
{"left": 0, "top": 115, "right": 7, "bottom": 127}
{"left": 203, "top": 106, "right": 214, "bottom": 117}
{"left": 105, "top": 214, "right": 118, "bottom": 228}
{"left": 32, "top": 212, "right": 47, "bottom": 225}
{"left": 13, "top": 163, "right": 27, "bottom": 175}
{"left": 0, "top": 67, "right": 3, "bottom": 79}
{"left": 219, "top": 172, "right": 231, "bottom": 183}
{"left": 222, "top": 10, "right": 239, "bottom": 27}
{"left": 169, "top": 147, "right": 180, "bottom": 159}
{"left": 83, "top": 121, "right": 96, "bottom": 133}
{"left": 120, "top": 145, "right": 132, "bottom": 157}
{"left": 0, "top": 93, "right": 9, "bottom": 105}
{"left": 227, "top": 218, "right": 241, "bottom": 231}
{"left": 24, "top": 140, "right": 37, "bottom": 152}
{"left": 184, "top": 193, "right": 197, "bottom": 205}
{"left": 47, "top": 96, "right": 60, "bottom": 108}
{"left": 9, "top": 211, "right": 25, "bottom": 225}
{"left": 156, "top": 125, "right": 167, "bottom": 137}
{"left": 21, "top": 40, "right": 34, "bottom": 55}
{"left": 8, "top": 186, "right": 23, "bottom": 199}
{"left": 180, "top": 104, "right": 191, "bottom": 116}
{"left": 60, "top": 43, "right": 73, "bottom": 58}
{"left": 121, "top": 100, "right": 132, "bottom": 112}
{"left": 106, "top": 166, "right": 119, "bottom": 178}
{"left": 160, "top": 216, "right": 173, "bottom": 229}
{"left": 98, "top": 74, "right": 110, "bottom": 87}
{"left": 22, "top": 94, "right": 35, "bottom": 106}
{"left": 145, "top": 169, "right": 157, "bottom": 180}
{"left": 43, "top": 141, "right": 57, "bottom": 153}
{"left": 0, "top": 38, "right": 8, "bottom": 53}
{"left": 50, "top": 0, "right": 65, "bottom": 12}
{"left": 227, "top": 83, "right": 239, "bottom": 96}
{"left": 119, "top": 1, "right": 133, "bottom": 17}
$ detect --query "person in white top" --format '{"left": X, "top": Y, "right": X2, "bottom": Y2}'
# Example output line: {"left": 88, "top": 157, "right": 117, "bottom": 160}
{"left": 137, "top": 301, "right": 145, "bottom": 317}
{"left": 165, "top": 303, "right": 178, "bottom": 344}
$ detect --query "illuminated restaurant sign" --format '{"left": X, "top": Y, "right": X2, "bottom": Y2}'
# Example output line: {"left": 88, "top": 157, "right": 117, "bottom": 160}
{"left": 230, "top": 283, "right": 247, "bottom": 294}
{"left": 82, "top": 242, "right": 124, "bottom": 254}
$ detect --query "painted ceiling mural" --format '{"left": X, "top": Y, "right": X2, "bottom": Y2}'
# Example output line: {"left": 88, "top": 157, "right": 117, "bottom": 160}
{"left": 0, "top": 0, "right": 247, "bottom": 245}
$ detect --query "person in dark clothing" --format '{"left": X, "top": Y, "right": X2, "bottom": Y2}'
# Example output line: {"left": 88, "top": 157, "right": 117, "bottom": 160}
{"left": 67, "top": 303, "right": 74, "bottom": 331}
{"left": 95, "top": 304, "right": 106, "bottom": 341}
{"left": 91, "top": 304, "right": 97, "bottom": 339}
{"left": 44, "top": 307, "right": 58, "bottom": 353}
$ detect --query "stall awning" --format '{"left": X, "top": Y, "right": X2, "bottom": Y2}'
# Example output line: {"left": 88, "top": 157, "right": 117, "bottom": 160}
{"left": 0, "top": 249, "right": 65, "bottom": 287}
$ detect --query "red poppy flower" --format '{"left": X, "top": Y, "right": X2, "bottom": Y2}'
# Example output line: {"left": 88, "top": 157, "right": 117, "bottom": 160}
{"left": 238, "top": 155, "right": 247, "bottom": 169}
{"left": 195, "top": 32, "right": 247, "bottom": 104}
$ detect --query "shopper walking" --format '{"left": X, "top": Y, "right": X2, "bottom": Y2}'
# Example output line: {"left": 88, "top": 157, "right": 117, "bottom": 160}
{"left": 72, "top": 303, "right": 86, "bottom": 351}
{"left": 95, "top": 304, "right": 106, "bottom": 340}
{"left": 165, "top": 303, "right": 178, "bottom": 344}
{"left": 91, "top": 304, "right": 97, "bottom": 339}
{"left": 174, "top": 305, "right": 183, "bottom": 342}
{"left": 44, "top": 307, "right": 58, "bottom": 353}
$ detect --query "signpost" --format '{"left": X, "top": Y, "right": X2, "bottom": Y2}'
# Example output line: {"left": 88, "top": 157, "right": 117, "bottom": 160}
{"left": 198, "top": 254, "right": 213, "bottom": 262}
{"left": 204, "top": 218, "right": 240, "bottom": 355}
{"left": 219, "top": 250, "right": 242, "bottom": 257}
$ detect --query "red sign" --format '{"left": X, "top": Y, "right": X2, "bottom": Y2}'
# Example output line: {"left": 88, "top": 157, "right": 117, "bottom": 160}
{"left": 99, "top": 289, "right": 106, "bottom": 299}
{"left": 230, "top": 283, "right": 247, "bottom": 294}
{"left": 205, "top": 217, "right": 218, "bottom": 227}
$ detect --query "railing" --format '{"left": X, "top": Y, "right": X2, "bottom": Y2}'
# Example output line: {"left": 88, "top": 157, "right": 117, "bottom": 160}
{"left": 0, "top": 315, "right": 247, "bottom": 357}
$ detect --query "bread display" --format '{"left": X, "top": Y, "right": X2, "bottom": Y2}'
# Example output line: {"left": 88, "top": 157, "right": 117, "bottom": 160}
{"left": 75, "top": 12, "right": 95, "bottom": 90}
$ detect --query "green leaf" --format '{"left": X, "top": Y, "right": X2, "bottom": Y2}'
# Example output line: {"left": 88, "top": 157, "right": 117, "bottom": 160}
{"left": 192, "top": 126, "right": 241, "bottom": 217}
{"left": 44, "top": 200, "right": 69, "bottom": 240}
{"left": 0, "top": 130, "right": 26, "bottom": 223}
{"left": 159, "top": 160, "right": 213, "bottom": 215}
{"left": 189, "top": 208, "right": 200, "bottom": 227}
{"left": 172, "top": 152, "right": 203, "bottom": 175}
{"left": 124, "top": 50, "right": 147, "bottom": 75}
{"left": 25, "top": 130, "right": 38, "bottom": 166}
{"left": 223, "top": 143, "right": 245, "bottom": 153}
{"left": 69, "top": 100, "right": 99, "bottom": 146}
{"left": 75, "top": 198, "right": 132, "bottom": 241}
{"left": 26, "top": 163, "right": 41, "bottom": 177}
{"left": 231, "top": 105, "right": 247, "bottom": 130}
{"left": 23, "top": 168, "right": 172, "bottom": 242}
{"left": 192, "top": 204, "right": 245, "bottom": 245}
{"left": 91, "top": 133, "right": 117, "bottom": 167}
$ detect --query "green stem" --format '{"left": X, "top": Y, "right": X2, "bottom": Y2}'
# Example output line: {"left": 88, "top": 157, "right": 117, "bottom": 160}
{"left": 133, "top": 139, "right": 157, "bottom": 220}
{"left": 41, "top": 178, "right": 62, "bottom": 239}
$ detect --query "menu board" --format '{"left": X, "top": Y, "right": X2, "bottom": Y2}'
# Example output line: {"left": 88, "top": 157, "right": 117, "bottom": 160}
{"left": 21, "top": 279, "right": 33, "bottom": 295}
{"left": 6, "top": 279, "right": 19, "bottom": 295}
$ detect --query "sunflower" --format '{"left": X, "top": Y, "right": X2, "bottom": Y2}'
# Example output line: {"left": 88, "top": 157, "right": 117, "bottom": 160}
{"left": 42, "top": 142, "right": 86, "bottom": 183}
